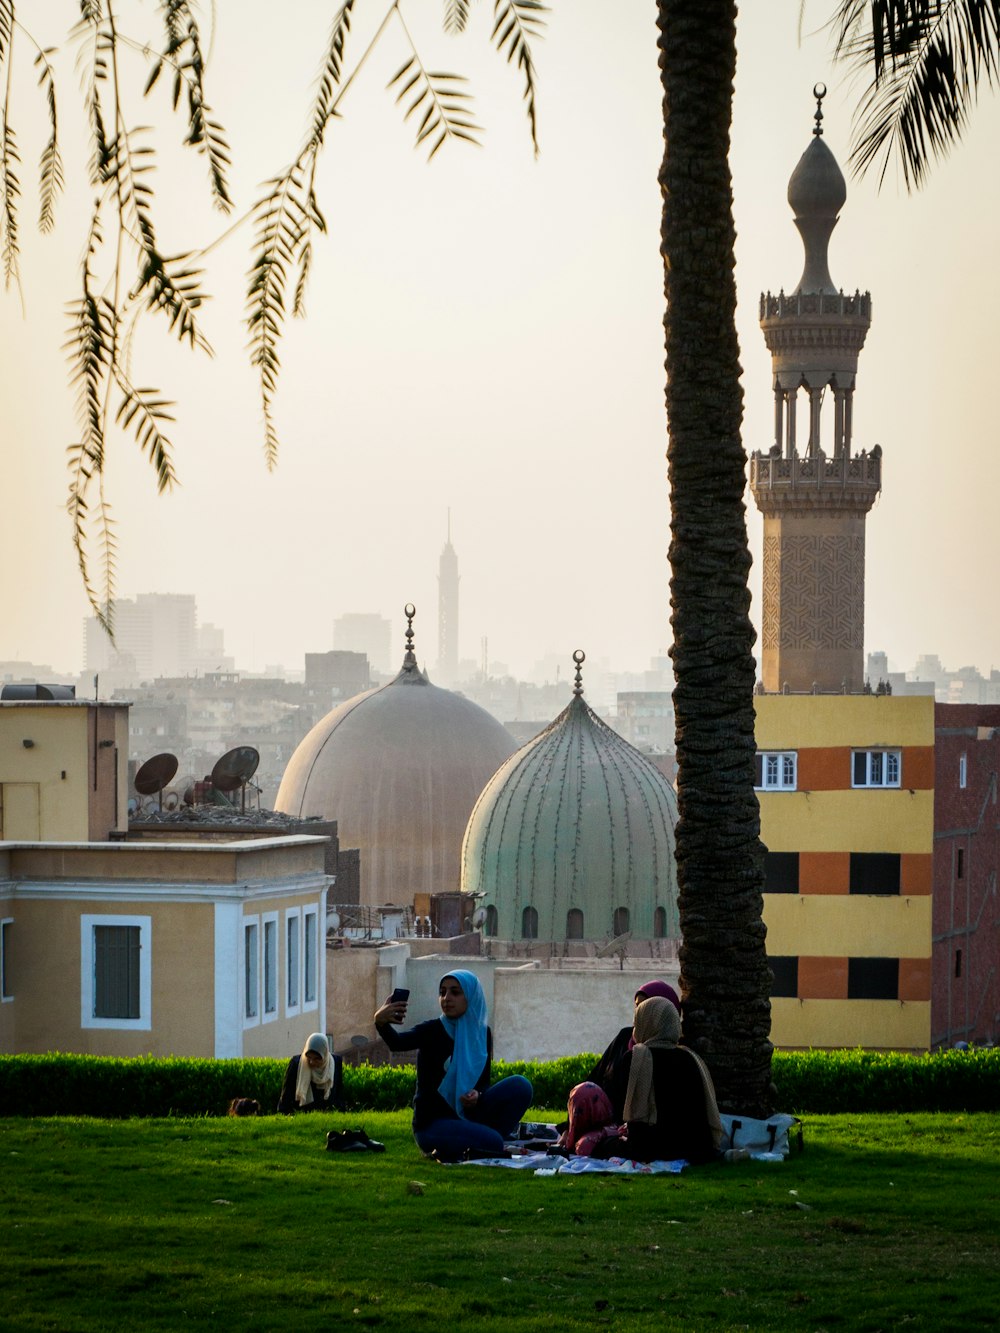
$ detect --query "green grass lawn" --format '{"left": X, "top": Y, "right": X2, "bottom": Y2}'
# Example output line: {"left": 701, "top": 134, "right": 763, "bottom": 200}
{"left": 2, "top": 1112, "right": 999, "bottom": 1331}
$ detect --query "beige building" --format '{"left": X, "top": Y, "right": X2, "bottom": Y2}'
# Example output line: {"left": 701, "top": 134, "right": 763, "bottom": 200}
{"left": 0, "top": 700, "right": 129, "bottom": 841}
{"left": 0, "top": 837, "right": 331, "bottom": 1058}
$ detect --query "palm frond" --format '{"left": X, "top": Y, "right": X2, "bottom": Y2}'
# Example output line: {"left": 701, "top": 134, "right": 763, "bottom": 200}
{"left": 832, "top": 0, "right": 1000, "bottom": 189}
{"left": 144, "top": 0, "right": 233, "bottom": 211}
{"left": 64, "top": 205, "right": 114, "bottom": 626}
{"left": 491, "top": 0, "right": 547, "bottom": 157}
{"left": 113, "top": 380, "right": 178, "bottom": 494}
{"left": 34, "top": 48, "right": 65, "bottom": 232}
{"left": 388, "top": 58, "right": 481, "bottom": 159}
{"left": 444, "top": 0, "right": 472, "bottom": 35}
{"left": 308, "top": 1, "right": 356, "bottom": 148}
{"left": 0, "top": 0, "right": 13, "bottom": 64}
{"left": 1, "top": 115, "right": 21, "bottom": 291}
{"left": 246, "top": 164, "right": 318, "bottom": 467}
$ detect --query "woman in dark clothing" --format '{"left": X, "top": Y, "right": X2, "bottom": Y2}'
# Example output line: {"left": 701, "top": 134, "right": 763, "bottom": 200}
{"left": 587, "top": 980, "right": 680, "bottom": 1121}
{"left": 277, "top": 1032, "right": 345, "bottom": 1114}
{"left": 375, "top": 970, "right": 532, "bottom": 1161}
{"left": 595, "top": 995, "right": 722, "bottom": 1165}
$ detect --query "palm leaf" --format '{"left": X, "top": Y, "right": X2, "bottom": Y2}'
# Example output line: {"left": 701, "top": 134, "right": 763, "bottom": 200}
{"left": 491, "top": 0, "right": 547, "bottom": 157}
{"left": 34, "top": 48, "right": 65, "bottom": 233}
{"left": 0, "top": 0, "right": 12, "bottom": 63}
{"left": 444, "top": 0, "right": 472, "bottom": 34}
{"left": 0, "top": 115, "right": 20, "bottom": 290}
{"left": 832, "top": 0, "right": 1000, "bottom": 189}
{"left": 145, "top": 0, "right": 233, "bottom": 211}
{"left": 113, "top": 380, "right": 178, "bottom": 494}
{"left": 388, "top": 59, "right": 482, "bottom": 159}
{"left": 309, "top": 0, "right": 356, "bottom": 148}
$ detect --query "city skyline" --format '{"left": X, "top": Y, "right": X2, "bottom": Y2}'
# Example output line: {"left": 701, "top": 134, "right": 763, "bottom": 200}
{"left": 2, "top": 4, "right": 999, "bottom": 680}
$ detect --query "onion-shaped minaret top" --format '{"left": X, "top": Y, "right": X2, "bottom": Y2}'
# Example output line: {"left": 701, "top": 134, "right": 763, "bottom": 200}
{"left": 787, "top": 85, "right": 847, "bottom": 294}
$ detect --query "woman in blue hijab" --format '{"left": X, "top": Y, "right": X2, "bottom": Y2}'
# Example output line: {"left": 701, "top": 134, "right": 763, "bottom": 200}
{"left": 375, "top": 970, "right": 533, "bottom": 1161}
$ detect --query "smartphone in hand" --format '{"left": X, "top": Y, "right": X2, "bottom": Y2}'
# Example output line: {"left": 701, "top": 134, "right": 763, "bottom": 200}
{"left": 389, "top": 987, "right": 410, "bottom": 1004}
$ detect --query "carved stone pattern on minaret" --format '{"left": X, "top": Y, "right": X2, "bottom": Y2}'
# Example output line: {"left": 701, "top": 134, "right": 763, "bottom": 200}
{"left": 762, "top": 534, "right": 781, "bottom": 650}
{"left": 761, "top": 325, "right": 869, "bottom": 355}
{"left": 777, "top": 534, "right": 865, "bottom": 650}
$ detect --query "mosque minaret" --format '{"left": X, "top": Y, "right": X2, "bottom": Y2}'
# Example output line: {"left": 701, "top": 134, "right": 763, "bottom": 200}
{"left": 749, "top": 86, "right": 881, "bottom": 694}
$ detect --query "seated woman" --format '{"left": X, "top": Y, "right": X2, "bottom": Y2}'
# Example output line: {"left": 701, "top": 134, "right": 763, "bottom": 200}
{"left": 374, "top": 970, "right": 533, "bottom": 1162}
{"left": 587, "top": 980, "right": 680, "bottom": 1121}
{"left": 595, "top": 995, "right": 722, "bottom": 1165}
{"left": 277, "top": 1032, "right": 346, "bottom": 1114}
{"left": 560, "top": 1081, "right": 620, "bottom": 1157}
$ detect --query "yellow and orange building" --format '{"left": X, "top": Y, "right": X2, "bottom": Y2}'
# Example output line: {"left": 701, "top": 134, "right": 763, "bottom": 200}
{"left": 757, "top": 694, "right": 934, "bottom": 1050}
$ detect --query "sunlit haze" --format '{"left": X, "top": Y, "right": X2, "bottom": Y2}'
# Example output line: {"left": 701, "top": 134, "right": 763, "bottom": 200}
{"left": 2, "top": 2, "right": 998, "bottom": 683}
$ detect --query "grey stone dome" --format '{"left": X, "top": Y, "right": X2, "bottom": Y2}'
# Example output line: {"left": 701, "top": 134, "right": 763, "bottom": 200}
{"left": 461, "top": 664, "right": 679, "bottom": 943}
{"left": 276, "top": 622, "right": 516, "bottom": 907}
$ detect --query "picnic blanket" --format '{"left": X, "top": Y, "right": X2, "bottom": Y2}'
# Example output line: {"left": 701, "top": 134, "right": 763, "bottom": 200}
{"left": 455, "top": 1111, "right": 802, "bottom": 1176}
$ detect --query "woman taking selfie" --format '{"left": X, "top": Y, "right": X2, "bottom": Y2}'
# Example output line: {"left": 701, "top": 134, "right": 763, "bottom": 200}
{"left": 375, "top": 970, "right": 532, "bottom": 1161}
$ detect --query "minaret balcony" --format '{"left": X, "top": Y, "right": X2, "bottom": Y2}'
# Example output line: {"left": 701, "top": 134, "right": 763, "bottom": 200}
{"left": 749, "top": 448, "right": 881, "bottom": 514}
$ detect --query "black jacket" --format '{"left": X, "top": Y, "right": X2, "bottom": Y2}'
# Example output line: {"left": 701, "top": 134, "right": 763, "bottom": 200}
{"left": 376, "top": 1018, "right": 492, "bottom": 1130}
{"left": 277, "top": 1053, "right": 345, "bottom": 1114}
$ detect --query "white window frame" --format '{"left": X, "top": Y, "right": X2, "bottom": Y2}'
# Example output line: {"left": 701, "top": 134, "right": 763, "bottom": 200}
{"left": 959, "top": 753, "right": 968, "bottom": 789}
{"left": 262, "top": 911, "right": 279, "bottom": 1022}
{"left": 242, "top": 915, "right": 260, "bottom": 1028}
{"left": 286, "top": 907, "right": 301, "bottom": 1016}
{"left": 754, "top": 751, "right": 797, "bottom": 791}
{"left": 852, "top": 749, "right": 902, "bottom": 789}
{"left": 303, "top": 906, "right": 319, "bottom": 1011}
{"left": 1, "top": 917, "right": 13, "bottom": 1002}
{"left": 80, "top": 914, "right": 152, "bottom": 1031}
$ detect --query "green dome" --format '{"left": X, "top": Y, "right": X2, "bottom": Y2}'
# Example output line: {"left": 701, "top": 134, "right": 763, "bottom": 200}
{"left": 461, "top": 687, "right": 679, "bottom": 943}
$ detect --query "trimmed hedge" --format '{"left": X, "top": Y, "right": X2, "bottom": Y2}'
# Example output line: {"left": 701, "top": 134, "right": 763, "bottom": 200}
{"left": 0, "top": 1048, "right": 997, "bottom": 1118}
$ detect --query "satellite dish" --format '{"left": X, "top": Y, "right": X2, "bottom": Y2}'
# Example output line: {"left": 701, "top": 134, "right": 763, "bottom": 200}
{"left": 134, "top": 753, "right": 179, "bottom": 810}
{"left": 211, "top": 746, "right": 259, "bottom": 792}
{"left": 595, "top": 931, "right": 633, "bottom": 959}
{"left": 472, "top": 907, "right": 487, "bottom": 929}
{"left": 328, "top": 911, "right": 341, "bottom": 931}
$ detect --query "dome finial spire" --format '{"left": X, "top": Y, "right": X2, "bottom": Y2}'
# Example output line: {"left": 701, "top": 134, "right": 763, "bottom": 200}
{"left": 402, "top": 603, "right": 417, "bottom": 671}
{"left": 572, "top": 649, "right": 586, "bottom": 697}
{"left": 813, "top": 82, "right": 826, "bottom": 137}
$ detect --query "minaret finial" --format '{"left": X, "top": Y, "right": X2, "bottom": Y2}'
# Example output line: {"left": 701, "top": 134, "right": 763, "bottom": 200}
{"left": 572, "top": 649, "right": 586, "bottom": 697}
{"left": 812, "top": 82, "right": 826, "bottom": 137}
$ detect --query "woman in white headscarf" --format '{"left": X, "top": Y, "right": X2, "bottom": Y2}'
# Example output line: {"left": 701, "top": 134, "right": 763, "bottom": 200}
{"left": 601, "top": 996, "right": 723, "bottom": 1164}
{"left": 277, "top": 1032, "right": 345, "bottom": 1114}
{"left": 375, "top": 970, "right": 533, "bottom": 1161}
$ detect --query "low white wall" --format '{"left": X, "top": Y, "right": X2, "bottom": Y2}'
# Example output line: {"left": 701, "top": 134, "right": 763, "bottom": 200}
{"left": 492, "top": 967, "right": 682, "bottom": 1062}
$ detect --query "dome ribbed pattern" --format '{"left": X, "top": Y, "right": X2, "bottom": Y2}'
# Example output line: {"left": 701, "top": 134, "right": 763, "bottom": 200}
{"left": 461, "top": 693, "right": 679, "bottom": 941}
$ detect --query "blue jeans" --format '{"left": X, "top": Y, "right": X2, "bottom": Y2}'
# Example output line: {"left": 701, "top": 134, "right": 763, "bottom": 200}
{"left": 413, "top": 1075, "right": 533, "bottom": 1161}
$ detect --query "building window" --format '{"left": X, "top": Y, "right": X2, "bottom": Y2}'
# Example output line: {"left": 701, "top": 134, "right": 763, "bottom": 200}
{"left": 263, "top": 913, "right": 278, "bottom": 1019}
{"left": 959, "top": 753, "right": 967, "bottom": 789}
{"left": 1, "top": 918, "right": 12, "bottom": 1001}
{"left": 764, "top": 852, "right": 800, "bottom": 894}
{"left": 754, "top": 751, "right": 797, "bottom": 791}
{"left": 955, "top": 949, "right": 963, "bottom": 979}
{"left": 769, "top": 955, "right": 798, "bottom": 998}
{"left": 484, "top": 905, "right": 498, "bottom": 937}
{"left": 847, "top": 957, "right": 899, "bottom": 1000}
{"left": 81, "top": 914, "right": 151, "bottom": 1030}
{"left": 849, "top": 853, "right": 901, "bottom": 895}
{"left": 286, "top": 909, "right": 301, "bottom": 1014}
{"left": 612, "top": 906, "right": 630, "bottom": 936}
{"left": 244, "top": 919, "right": 260, "bottom": 1023}
{"left": 653, "top": 906, "right": 667, "bottom": 939}
{"left": 566, "top": 908, "right": 584, "bottom": 940}
{"left": 852, "top": 750, "right": 901, "bottom": 788}
{"left": 304, "top": 908, "right": 318, "bottom": 1007}
{"left": 956, "top": 848, "right": 965, "bottom": 880}
{"left": 521, "top": 906, "right": 538, "bottom": 940}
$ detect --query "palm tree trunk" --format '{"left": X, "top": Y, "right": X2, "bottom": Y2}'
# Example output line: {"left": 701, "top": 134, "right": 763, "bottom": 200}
{"left": 657, "top": 0, "right": 773, "bottom": 1115}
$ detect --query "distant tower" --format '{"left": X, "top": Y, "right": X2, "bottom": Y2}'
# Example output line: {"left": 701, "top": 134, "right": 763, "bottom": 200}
{"left": 749, "top": 86, "right": 881, "bottom": 694}
{"left": 437, "top": 512, "right": 460, "bottom": 685}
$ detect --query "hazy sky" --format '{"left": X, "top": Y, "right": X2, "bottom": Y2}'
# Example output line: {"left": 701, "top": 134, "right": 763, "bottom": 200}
{"left": 2, "top": 2, "right": 998, "bottom": 681}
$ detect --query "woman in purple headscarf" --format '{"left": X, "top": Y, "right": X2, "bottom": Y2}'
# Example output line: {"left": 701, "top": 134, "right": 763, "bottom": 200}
{"left": 375, "top": 970, "right": 533, "bottom": 1162}
{"left": 586, "top": 979, "right": 680, "bottom": 1121}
